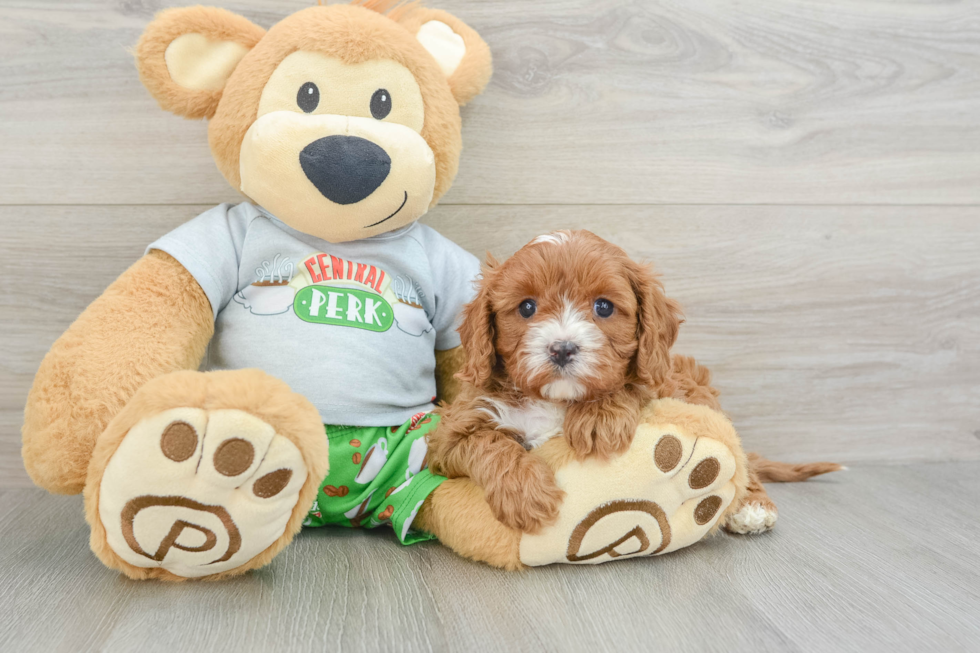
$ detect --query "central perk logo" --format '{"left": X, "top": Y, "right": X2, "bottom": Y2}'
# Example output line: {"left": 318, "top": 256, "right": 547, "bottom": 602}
{"left": 234, "top": 251, "right": 433, "bottom": 337}
{"left": 294, "top": 285, "right": 394, "bottom": 331}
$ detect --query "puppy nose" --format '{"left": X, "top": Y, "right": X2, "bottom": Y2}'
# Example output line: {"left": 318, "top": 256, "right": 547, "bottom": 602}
{"left": 548, "top": 341, "right": 580, "bottom": 368}
{"left": 300, "top": 135, "right": 391, "bottom": 205}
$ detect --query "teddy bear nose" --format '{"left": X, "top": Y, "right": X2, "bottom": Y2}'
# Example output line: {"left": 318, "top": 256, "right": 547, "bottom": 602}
{"left": 548, "top": 341, "right": 580, "bottom": 368}
{"left": 299, "top": 135, "right": 391, "bottom": 205}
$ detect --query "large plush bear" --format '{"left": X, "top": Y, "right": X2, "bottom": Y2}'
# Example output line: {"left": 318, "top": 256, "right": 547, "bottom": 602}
{"left": 22, "top": 1, "right": 773, "bottom": 580}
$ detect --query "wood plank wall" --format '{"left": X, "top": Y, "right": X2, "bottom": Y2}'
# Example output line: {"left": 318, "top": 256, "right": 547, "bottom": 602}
{"left": 2, "top": 0, "right": 979, "bottom": 487}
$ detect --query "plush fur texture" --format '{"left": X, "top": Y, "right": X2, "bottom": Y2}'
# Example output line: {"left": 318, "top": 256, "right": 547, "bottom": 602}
{"left": 133, "top": 3, "right": 490, "bottom": 209}
{"left": 134, "top": 2, "right": 492, "bottom": 244}
{"left": 83, "top": 369, "right": 329, "bottom": 581}
{"left": 22, "top": 251, "right": 214, "bottom": 495}
{"left": 213, "top": 5, "right": 461, "bottom": 205}
{"left": 416, "top": 477, "right": 523, "bottom": 571}
{"left": 390, "top": 4, "right": 494, "bottom": 105}
{"left": 135, "top": 6, "right": 266, "bottom": 120}
{"left": 434, "top": 345, "right": 467, "bottom": 405}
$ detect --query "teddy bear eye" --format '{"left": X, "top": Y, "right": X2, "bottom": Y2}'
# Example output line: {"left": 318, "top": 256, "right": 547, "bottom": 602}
{"left": 594, "top": 298, "right": 614, "bottom": 318}
{"left": 370, "top": 89, "right": 392, "bottom": 120}
{"left": 518, "top": 299, "right": 536, "bottom": 319}
{"left": 297, "top": 82, "right": 319, "bottom": 113}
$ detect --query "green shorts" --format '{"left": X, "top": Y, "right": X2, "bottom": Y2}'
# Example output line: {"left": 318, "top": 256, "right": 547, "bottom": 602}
{"left": 303, "top": 412, "right": 445, "bottom": 545}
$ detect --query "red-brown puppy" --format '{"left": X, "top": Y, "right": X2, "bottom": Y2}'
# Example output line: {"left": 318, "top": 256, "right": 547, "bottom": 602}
{"left": 430, "top": 230, "right": 707, "bottom": 532}
{"left": 431, "top": 230, "right": 838, "bottom": 534}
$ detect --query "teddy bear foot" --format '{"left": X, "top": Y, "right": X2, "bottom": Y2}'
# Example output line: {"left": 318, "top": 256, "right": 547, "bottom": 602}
{"left": 84, "top": 370, "right": 327, "bottom": 580}
{"left": 97, "top": 408, "right": 306, "bottom": 578}
{"left": 518, "top": 398, "right": 744, "bottom": 566}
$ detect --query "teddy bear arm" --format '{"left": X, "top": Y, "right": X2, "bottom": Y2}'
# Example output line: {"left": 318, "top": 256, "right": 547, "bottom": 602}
{"left": 22, "top": 250, "right": 214, "bottom": 495}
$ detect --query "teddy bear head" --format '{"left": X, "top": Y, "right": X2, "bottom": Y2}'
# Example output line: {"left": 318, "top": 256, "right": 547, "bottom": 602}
{"left": 135, "top": 1, "right": 491, "bottom": 243}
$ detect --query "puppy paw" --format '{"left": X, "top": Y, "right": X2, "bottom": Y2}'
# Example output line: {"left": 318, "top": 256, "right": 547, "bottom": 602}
{"left": 723, "top": 500, "right": 778, "bottom": 535}
{"left": 563, "top": 399, "right": 639, "bottom": 460}
{"left": 485, "top": 457, "right": 565, "bottom": 533}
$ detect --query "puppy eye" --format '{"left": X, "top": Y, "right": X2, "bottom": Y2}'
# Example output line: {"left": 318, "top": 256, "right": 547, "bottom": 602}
{"left": 594, "top": 298, "right": 614, "bottom": 318}
{"left": 518, "top": 299, "right": 536, "bottom": 318}
{"left": 297, "top": 82, "right": 319, "bottom": 113}
{"left": 371, "top": 89, "right": 392, "bottom": 120}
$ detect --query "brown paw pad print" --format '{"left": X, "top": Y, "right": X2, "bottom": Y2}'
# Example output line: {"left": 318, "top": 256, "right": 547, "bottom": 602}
{"left": 654, "top": 434, "right": 722, "bottom": 489}
{"left": 161, "top": 422, "right": 290, "bottom": 499}
{"left": 213, "top": 438, "right": 255, "bottom": 477}
{"left": 654, "top": 434, "right": 683, "bottom": 472}
{"left": 694, "top": 496, "right": 723, "bottom": 525}
{"left": 161, "top": 421, "right": 198, "bottom": 462}
{"left": 688, "top": 458, "right": 720, "bottom": 489}
{"left": 252, "top": 469, "right": 293, "bottom": 498}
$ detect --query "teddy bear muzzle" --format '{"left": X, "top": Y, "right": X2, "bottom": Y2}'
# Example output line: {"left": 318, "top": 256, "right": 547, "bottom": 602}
{"left": 239, "top": 111, "right": 436, "bottom": 243}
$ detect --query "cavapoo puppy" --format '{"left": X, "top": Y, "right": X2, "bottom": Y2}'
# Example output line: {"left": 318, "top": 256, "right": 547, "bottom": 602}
{"left": 430, "top": 229, "right": 736, "bottom": 533}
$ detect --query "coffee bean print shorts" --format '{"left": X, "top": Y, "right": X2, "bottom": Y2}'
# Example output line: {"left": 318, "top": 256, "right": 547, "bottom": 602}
{"left": 303, "top": 412, "right": 443, "bottom": 545}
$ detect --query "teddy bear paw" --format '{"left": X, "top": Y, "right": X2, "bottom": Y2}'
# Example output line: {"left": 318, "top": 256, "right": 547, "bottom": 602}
{"left": 519, "top": 424, "right": 738, "bottom": 565}
{"left": 97, "top": 408, "right": 307, "bottom": 578}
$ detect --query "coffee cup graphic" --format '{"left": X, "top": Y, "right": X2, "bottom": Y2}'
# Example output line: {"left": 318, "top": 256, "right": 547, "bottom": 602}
{"left": 407, "top": 438, "right": 428, "bottom": 476}
{"left": 344, "top": 490, "right": 375, "bottom": 528}
{"left": 234, "top": 282, "right": 296, "bottom": 315}
{"left": 355, "top": 438, "right": 388, "bottom": 484}
{"left": 234, "top": 255, "right": 296, "bottom": 315}
{"left": 392, "top": 275, "right": 433, "bottom": 337}
{"left": 393, "top": 300, "right": 433, "bottom": 337}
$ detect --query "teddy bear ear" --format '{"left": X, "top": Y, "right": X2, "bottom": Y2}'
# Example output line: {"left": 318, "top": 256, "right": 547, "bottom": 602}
{"left": 391, "top": 6, "right": 493, "bottom": 106}
{"left": 135, "top": 7, "right": 266, "bottom": 119}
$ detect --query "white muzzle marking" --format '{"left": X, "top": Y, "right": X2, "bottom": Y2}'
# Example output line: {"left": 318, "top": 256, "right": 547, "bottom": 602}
{"left": 521, "top": 298, "right": 603, "bottom": 401}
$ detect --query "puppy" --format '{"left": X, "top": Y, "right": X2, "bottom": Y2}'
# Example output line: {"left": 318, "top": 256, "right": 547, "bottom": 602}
{"left": 430, "top": 229, "right": 705, "bottom": 533}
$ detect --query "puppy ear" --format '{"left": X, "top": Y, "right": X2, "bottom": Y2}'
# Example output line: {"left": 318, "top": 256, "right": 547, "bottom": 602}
{"left": 135, "top": 7, "right": 265, "bottom": 119}
{"left": 456, "top": 255, "right": 499, "bottom": 389}
{"left": 627, "top": 261, "right": 683, "bottom": 388}
{"left": 391, "top": 6, "right": 493, "bottom": 106}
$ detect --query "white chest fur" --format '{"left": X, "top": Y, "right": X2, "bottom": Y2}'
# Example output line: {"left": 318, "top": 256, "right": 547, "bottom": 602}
{"left": 477, "top": 397, "right": 567, "bottom": 449}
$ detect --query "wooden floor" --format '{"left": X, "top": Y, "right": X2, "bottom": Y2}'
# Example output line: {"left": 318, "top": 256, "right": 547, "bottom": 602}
{"left": 2, "top": 463, "right": 979, "bottom": 652}
{"left": 1, "top": 0, "right": 979, "bottom": 651}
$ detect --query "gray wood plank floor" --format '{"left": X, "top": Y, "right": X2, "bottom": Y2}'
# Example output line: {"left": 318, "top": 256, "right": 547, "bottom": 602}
{"left": 1, "top": 0, "right": 978, "bottom": 650}
{"left": 1, "top": 462, "right": 978, "bottom": 653}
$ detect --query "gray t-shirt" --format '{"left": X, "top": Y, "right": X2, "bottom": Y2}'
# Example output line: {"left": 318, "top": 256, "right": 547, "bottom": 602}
{"left": 149, "top": 202, "right": 480, "bottom": 427}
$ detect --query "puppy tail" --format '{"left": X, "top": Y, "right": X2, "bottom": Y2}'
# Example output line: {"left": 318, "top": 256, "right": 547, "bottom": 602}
{"left": 747, "top": 452, "right": 844, "bottom": 483}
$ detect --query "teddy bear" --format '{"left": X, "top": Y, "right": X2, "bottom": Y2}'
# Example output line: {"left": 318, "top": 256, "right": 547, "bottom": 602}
{"left": 21, "top": 1, "right": 764, "bottom": 580}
